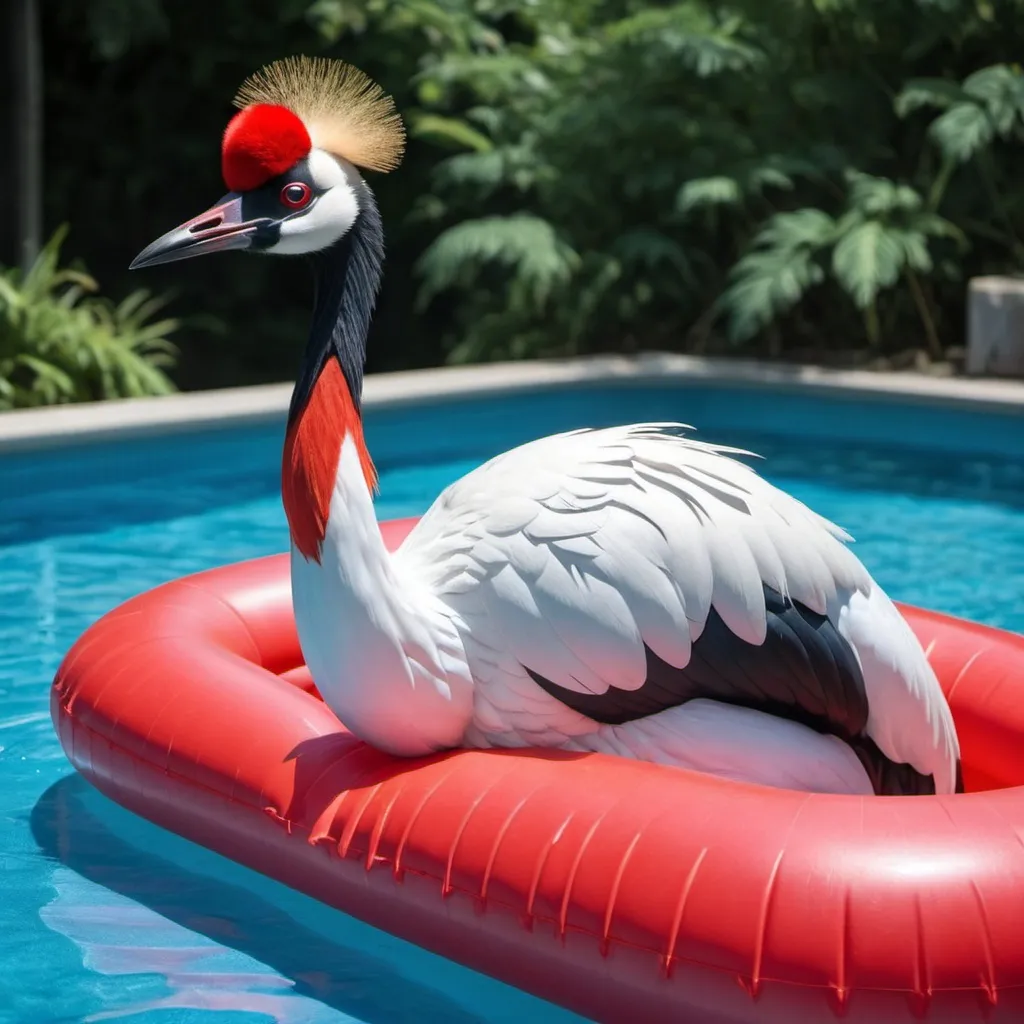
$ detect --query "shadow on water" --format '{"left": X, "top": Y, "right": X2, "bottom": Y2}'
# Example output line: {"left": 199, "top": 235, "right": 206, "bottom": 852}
{"left": 30, "top": 775, "right": 556, "bottom": 1024}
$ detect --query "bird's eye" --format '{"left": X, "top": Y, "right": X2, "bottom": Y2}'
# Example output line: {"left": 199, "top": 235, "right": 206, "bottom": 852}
{"left": 280, "top": 182, "right": 312, "bottom": 209}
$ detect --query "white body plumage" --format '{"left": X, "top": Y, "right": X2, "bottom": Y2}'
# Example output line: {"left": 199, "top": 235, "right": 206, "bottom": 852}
{"left": 292, "top": 423, "right": 961, "bottom": 796}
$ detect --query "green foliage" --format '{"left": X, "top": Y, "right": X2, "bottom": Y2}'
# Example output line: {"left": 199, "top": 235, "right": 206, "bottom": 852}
{"left": 417, "top": 214, "right": 580, "bottom": 308}
{"left": 37, "top": 0, "right": 1024, "bottom": 390}
{"left": 720, "top": 172, "right": 965, "bottom": 347}
{"left": 719, "top": 211, "right": 834, "bottom": 344}
{"left": 0, "top": 227, "right": 178, "bottom": 409}
{"left": 898, "top": 65, "right": 1024, "bottom": 163}
{"left": 364, "top": 0, "right": 1024, "bottom": 361}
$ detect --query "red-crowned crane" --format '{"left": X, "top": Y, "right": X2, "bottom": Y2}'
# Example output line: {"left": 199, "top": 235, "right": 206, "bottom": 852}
{"left": 132, "top": 56, "right": 962, "bottom": 796}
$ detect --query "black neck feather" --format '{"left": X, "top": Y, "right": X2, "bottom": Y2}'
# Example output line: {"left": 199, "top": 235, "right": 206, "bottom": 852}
{"left": 287, "top": 180, "right": 384, "bottom": 428}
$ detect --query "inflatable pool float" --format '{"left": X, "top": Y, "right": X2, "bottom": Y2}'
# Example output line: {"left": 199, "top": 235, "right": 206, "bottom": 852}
{"left": 51, "top": 516, "right": 1024, "bottom": 1023}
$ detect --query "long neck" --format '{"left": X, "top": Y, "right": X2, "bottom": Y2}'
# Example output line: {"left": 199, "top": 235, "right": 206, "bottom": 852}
{"left": 282, "top": 184, "right": 475, "bottom": 757}
{"left": 282, "top": 182, "right": 384, "bottom": 562}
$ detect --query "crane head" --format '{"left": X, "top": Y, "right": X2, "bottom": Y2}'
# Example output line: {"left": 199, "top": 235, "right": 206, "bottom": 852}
{"left": 131, "top": 57, "right": 404, "bottom": 270}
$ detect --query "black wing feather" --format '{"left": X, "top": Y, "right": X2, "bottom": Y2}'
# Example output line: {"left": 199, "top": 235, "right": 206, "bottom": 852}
{"left": 524, "top": 584, "right": 951, "bottom": 796}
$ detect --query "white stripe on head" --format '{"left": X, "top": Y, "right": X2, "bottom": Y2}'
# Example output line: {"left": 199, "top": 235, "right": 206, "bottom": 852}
{"left": 271, "top": 148, "right": 361, "bottom": 256}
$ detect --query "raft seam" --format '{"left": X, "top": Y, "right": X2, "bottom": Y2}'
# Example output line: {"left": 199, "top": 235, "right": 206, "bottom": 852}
{"left": 525, "top": 812, "right": 575, "bottom": 929}
{"left": 338, "top": 782, "right": 384, "bottom": 859}
{"left": 749, "top": 849, "right": 785, "bottom": 997}
{"left": 945, "top": 649, "right": 988, "bottom": 704}
{"left": 442, "top": 768, "right": 519, "bottom": 898}
{"left": 479, "top": 784, "right": 552, "bottom": 907}
{"left": 600, "top": 830, "right": 643, "bottom": 955}
{"left": 559, "top": 810, "right": 614, "bottom": 940}
{"left": 365, "top": 783, "right": 405, "bottom": 870}
{"left": 392, "top": 771, "right": 457, "bottom": 880}
{"left": 663, "top": 846, "right": 708, "bottom": 978}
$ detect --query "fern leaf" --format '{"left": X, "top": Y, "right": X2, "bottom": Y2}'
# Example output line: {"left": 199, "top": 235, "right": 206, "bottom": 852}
{"left": 416, "top": 215, "right": 579, "bottom": 309}
{"left": 847, "top": 172, "right": 923, "bottom": 215}
{"left": 719, "top": 250, "right": 825, "bottom": 342}
{"left": 895, "top": 78, "right": 967, "bottom": 118}
{"left": 465, "top": 106, "right": 503, "bottom": 134}
{"left": 793, "top": 71, "right": 875, "bottom": 113}
{"left": 306, "top": 0, "right": 369, "bottom": 42}
{"left": 113, "top": 288, "right": 169, "bottom": 324}
{"left": 915, "top": 213, "right": 967, "bottom": 247}
{"left": 757, "top": 209, "right": 837, "bottom": 250}
{"left": 409, "top": 113, "right": 494, "bottom": 153}
{"left": 0, "top": 227, "right": 179, "bottom": 406}
{"left": 832, "top": 221, "right": 904, "bottom": 308}
{"left": 418, "top": 54, "right": 547, "bottom": 103}
{"left": 676, "top": 176, "right": 742, "bottom": 214}
{"left": 610, "top": 229, "right": 696, "bottom": 286}
{"left": 963, "top": 64, "right": 1024, "bottom": 135}
{"left": 887, "top": 228, "right": 932, "bottom": 274}
{"left": 744, "top": 157, "right": 808, "bottom": 192}
{"left": 604, "top": 6, "right": 762, "bottom": 76}
{"left": 0, "top": 276, "right": 21, "bottom": 308}
{"left": 444, "top": 150, "right": 504, "bottom": 187}
{"left": 717, "top": 208, "right": 836, "bottom": 342}
{"left": 929, "top": 102, "right": 994, "bottom": 162}
{"left": 13, "top": 354, "right": 77, "bottom": 403}
{"left": 20, "top": 226, "right": 71, "bottom": 299}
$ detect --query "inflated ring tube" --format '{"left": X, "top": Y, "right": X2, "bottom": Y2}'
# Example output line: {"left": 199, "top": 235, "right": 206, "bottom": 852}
{"left": 52, "top": 517, "right": 1024, "bottom": 1023}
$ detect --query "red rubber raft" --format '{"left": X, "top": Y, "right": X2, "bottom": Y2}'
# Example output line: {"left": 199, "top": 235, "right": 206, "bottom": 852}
{"left": 52, "top": 517, "right": 1024, "bottom": 1023}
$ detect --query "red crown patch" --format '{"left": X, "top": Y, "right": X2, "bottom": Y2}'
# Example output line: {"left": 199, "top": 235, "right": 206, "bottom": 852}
{"left": 222, "top": 104, "right": 312, "bottom": 192}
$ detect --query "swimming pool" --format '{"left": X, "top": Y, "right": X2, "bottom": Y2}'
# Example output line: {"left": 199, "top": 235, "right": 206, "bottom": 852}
{"left": 3, "top": 379, "right": 1024, "bottom": 1023}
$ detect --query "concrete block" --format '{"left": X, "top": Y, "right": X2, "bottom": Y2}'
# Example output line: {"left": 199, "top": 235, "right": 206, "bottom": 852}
{"left": 967, "top": 276, "right": 1024, "bottom": 377}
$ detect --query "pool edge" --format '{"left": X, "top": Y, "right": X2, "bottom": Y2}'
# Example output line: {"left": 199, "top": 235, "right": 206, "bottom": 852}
{"left": 1, "top": 352, "right": 1023, "bottom": 455}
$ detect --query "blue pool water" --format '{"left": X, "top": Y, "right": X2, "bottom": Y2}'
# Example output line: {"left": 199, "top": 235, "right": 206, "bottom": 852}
{"left": 2, "top": 382, "right": 1024, "bottom": 1023}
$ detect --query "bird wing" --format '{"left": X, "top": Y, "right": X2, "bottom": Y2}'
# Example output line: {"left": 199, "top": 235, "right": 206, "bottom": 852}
{"left": 393, "top": 423, "right": 956, "bottom": 787}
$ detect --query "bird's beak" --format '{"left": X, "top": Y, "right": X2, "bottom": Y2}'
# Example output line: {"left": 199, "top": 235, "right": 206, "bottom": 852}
{"left": 130, "top": 194, "right": 265, "bottom": 269}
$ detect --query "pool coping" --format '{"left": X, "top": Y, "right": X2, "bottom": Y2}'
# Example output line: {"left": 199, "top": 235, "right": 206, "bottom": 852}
{"left": 1, "top": 352, "right": 1023, "bottom": 454}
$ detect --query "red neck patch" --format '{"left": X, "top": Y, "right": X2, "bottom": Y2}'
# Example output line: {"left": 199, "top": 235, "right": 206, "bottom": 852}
{"left": 282, "top": 358, "right": 378, "bottom": 562}
{"left": 222, "top": 103, "right": 311, "bottom": 192}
